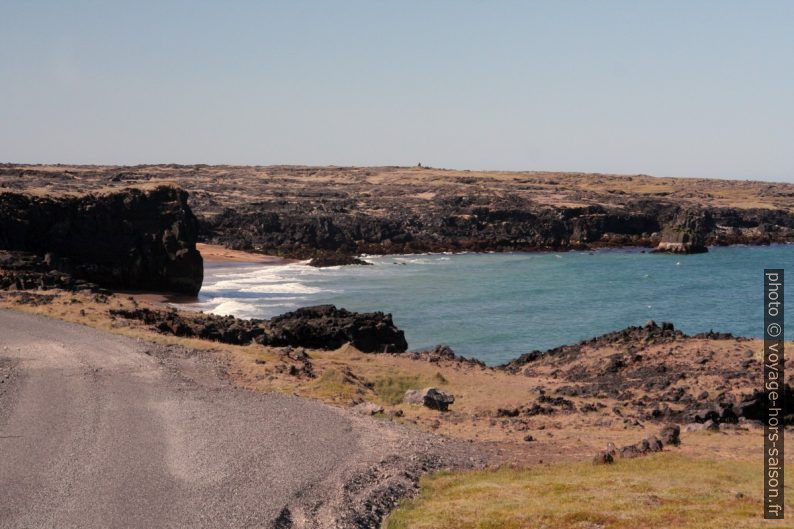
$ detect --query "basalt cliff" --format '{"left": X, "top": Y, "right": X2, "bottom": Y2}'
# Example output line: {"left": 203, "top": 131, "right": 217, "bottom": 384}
{"left": 0, "top": 185, "right": 203, "bottom": 295}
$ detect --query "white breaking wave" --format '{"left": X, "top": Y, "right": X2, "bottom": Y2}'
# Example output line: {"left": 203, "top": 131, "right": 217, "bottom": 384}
{"left": 202, "top": 263, "right": 332, "bottom": 297}
{"left": 195, "top": 262, "right": 338, "bottom": 319}
{"left": 206, "top": 281, "right": 324, "bottom": 295}
{"left": 202, "top": 299, "right": 261, "bottom": 318}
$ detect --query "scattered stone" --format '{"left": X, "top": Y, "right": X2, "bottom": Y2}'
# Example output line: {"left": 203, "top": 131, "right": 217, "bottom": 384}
{"left": 403, "top": 387, "right": 455, "bottom": 411}
{"left": 704, "top": 420, "right": 720, "bottom": 432}
{"left": 409, "top": 344, "right": 486, "bottom": 367}
{"left": 659, "top": 424, "right": 681, "bottom": 446}
{"left": 684, "top": 420, "right": 719, "bottom": 433}
{"left": 352, "top": 402, "right": 383, "bottom": 416}
{"left": 617, "top": 435, "right": 664, "bottom": 459}
{"left": 593, "top": 450, "right": 614, "bottom": 465}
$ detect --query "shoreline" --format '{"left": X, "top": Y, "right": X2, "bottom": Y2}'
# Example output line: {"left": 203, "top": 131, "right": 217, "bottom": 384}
{"left": 260, "top": 241, "right": 794, "bottom": 266}
{"left": 197, "top": 243, "right": 296, "bottom": 265}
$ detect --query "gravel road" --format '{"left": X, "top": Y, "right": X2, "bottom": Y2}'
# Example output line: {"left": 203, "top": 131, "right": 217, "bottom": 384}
{"left": 0, "top": 309, "right": 481, "bottom": 528}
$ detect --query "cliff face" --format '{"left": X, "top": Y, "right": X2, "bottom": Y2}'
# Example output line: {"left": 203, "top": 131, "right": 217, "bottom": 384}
{"left": 654, "top": 209, "right": 711, "bottom": 254}
{"left": 205, "top": 200, "right": 793, "bottom": 258}
{"left": 0, "top": 186, "right": 203, "bottom": 295}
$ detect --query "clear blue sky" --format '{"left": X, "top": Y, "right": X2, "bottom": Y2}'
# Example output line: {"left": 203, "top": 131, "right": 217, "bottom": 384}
{"left": 1, "top": 1, "right": 792, "bottom": 181}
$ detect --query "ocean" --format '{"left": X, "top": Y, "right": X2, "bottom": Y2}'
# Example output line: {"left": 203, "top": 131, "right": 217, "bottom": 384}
{"left": 192, "top": 245, "right": 792, "bottom": 365}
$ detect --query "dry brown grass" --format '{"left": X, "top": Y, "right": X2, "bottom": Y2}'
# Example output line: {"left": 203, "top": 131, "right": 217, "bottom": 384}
{"left": 4, "top": 164, "right": 793, "bottom": 211}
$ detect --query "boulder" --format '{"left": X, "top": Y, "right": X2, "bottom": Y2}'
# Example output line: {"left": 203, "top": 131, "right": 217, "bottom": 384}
{"left": 659, "top": 424, "right": 681, "bottom": 447}
{"left": 404, "top": 387, "right": 455, "bottom": 411}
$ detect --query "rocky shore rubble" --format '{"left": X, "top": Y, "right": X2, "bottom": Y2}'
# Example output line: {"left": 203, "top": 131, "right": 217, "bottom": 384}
{"left": 0, "top": 250, "right": 105, "bottom": 292}
{"left": 495, "top": 320, "right": 794, "bottom": 428}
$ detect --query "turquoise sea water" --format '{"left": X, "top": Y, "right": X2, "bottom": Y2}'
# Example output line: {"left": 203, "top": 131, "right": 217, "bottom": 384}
{"left": 195, "top": 245, "right": 792, "bottom": 365}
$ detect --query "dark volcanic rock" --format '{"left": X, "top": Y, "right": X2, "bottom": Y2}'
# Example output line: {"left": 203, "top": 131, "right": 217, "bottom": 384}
{"left": 733, "top": 384, "right": 794, "bottom": 425}
{"left": 110, "top": 307, "right": 266, "bottom": 343}
{"left": 407, "top": 344, "right": 487, "bottom": 367}
{"left": 654, "top": 208, "right": 711, "bottom": 254}
{"left": 499, "top": 320, "right": 683, "bottom": 373}
{"left": 659, "top": 424, "right": 681, "bottom": 446}
{"left": 618, "top": 435, "right": 664, "bottom": 459}
{"left": 111, "top": 303, "right": 408, "bottom": 353}
{"left": 0, "top": 186, "right": 203, "bottom": 295}
{"left": 266, "top": 305, "right": 407, "bottom": 353}
{"left": 404, "top": 387, "right": 455, "bottom": 411}
{"left": 0, "top": 250, "right": 103, "bottom": 292}
{"left": 307, "top": 253, "right": 372, "bottom": 267}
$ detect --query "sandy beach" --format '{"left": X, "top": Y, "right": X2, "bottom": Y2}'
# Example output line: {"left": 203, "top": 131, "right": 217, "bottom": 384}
{"left": 197, "top": 243, "right": 293, "bottom": 265}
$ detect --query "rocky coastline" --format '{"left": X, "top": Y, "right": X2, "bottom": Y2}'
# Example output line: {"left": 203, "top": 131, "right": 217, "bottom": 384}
{"left": 0, "top": 165, "right": 791, "bottom": 437}
{"left": 2, "top": 164, "right": 793, "bottom": 263}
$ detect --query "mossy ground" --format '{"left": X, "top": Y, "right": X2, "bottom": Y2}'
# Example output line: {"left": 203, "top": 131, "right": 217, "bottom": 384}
{"left": 384, "top": 453, "right": 792, "bottom": 529}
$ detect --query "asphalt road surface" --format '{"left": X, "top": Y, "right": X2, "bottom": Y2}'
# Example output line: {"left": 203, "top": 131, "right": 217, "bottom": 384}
{"left": 0, "top": 309, "right": 463, "bottom": 528}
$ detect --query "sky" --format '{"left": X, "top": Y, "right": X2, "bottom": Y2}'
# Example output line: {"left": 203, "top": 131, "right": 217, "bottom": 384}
{"left": 1, "top": 1, "right": 792, "bottom": 181}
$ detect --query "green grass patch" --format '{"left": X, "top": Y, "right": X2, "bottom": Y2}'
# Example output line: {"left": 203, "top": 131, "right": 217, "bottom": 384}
{"left": 373, "top": 373, "right": 424, "bottom": 405}
{"left": 383, "top": 453, "right": 792, "bottom": 529}
{"left": 308, "top": 368, "right": 362, "bottom": 401}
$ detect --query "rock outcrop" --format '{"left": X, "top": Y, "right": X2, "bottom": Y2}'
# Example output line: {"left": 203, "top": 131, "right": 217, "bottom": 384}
{"left": 307, "top": 254, "right": 372, "bottom": 267}
{"left": 404, "top": 387, "right": 455, "bottom": 411}
{"left": 266, "top": 305, "right": 407, "bottom": 352}
{"left": 493, "top": 320, "right": 787, "bottom": 429}
{"left": 0, "top": 250, "right": 105, "bottom": 292}
{"left": 110, "top": 304, "right": 408, "bottom": 353}
{"left": 654, "top": 208, "right": 711, "bottom": 254}
{"left": 0, "top": 186, "right": 203, "bottom": 295}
